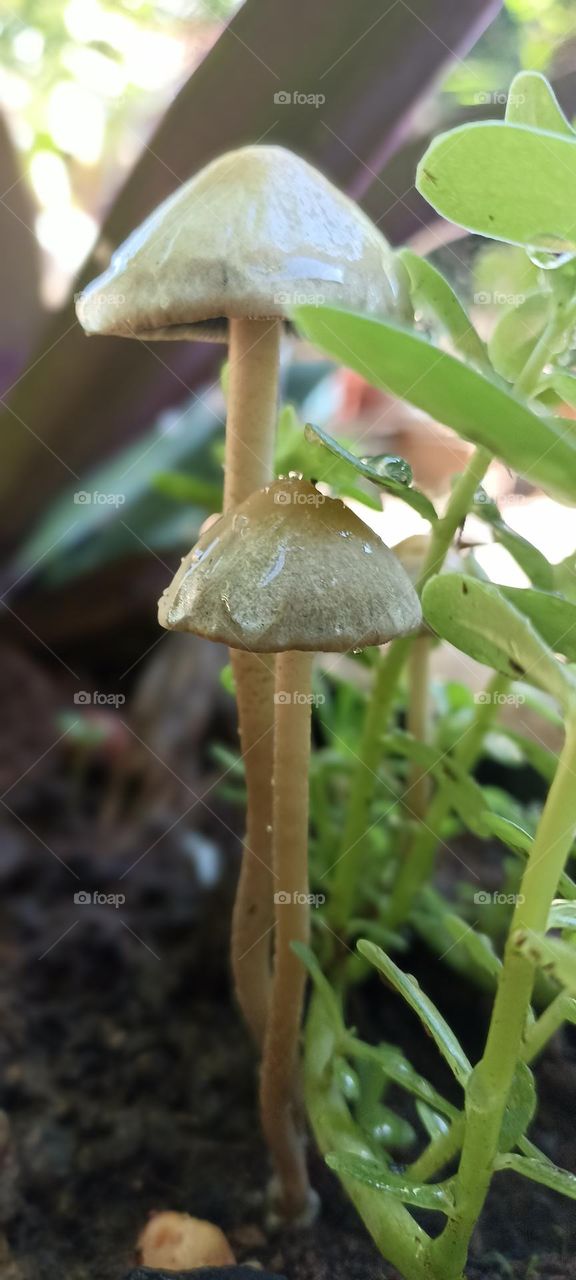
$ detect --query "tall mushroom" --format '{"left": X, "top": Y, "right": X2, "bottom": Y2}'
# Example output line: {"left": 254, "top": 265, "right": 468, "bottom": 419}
{"left": 76, "top": 144, "right": 407, "bottom": 1053}
{"left": 158, "top": 476, "right": 421, "bottom": 1219}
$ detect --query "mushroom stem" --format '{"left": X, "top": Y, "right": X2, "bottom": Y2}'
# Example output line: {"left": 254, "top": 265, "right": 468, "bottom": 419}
{"left": 230, "top": 649, "right": 275, "bottom": 1047}
{"left": 225, "top": 317, "right": 282, "bottom": 1048}
{"left": 261, "top": 649, "right": 313, "bottom": 1219}
{"left": 224, "top": 317, "right": 282, "bottom": 509}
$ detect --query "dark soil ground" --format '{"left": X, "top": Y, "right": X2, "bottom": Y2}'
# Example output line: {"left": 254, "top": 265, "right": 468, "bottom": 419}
{"left": 0, "top": 818, "right": 574, "bottom": 1280}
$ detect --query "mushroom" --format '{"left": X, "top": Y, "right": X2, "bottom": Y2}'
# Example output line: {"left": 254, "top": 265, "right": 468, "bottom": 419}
{"left": 158, "top": 476, "right": 421, "bottom": 1219}
{"left": 76, "top": 144, "right": 408, "bottom": 1054}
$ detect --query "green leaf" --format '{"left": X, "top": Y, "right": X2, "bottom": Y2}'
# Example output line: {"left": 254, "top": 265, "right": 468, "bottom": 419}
{"left": 500, "top": 732, "right": 558, "bottom": 784}
{"left": 466, "top": 1059, "right": 536, "bottom": 1152}
{"left": 487, "top": 294, "right": 552, "bottom": 383}
{"left": 344, "top": 1036, "right": 458, "bottom": 1120}
{"left": 274, "top": 406, "right": 380, "bottom": 512}
{"left": 550, "top": 371, "right": 576, "bottom": 410}
{"left": 384, "top": 731, "right": 489, "bottom": 837}
{"left": 497, "top": 1152, "right": 576, "bottom": 1200}
{"left": 505, "top": 72, "right": 575, "bottom": 138}
{"left": 293, "top": 306, "right": 576, "bottom": 505}
{"left": 512, "top": 929, "right": 576, "bottom": 992}
{"left": 398, "top": 248, "right": 488, "bottom": 368}
{"left": 422, "top": 575, "right": 575, "bottom": 708}
{"left": 417, "top": 121, "right": 576, "bottom": 252}
{"left": 429, "top": 898, "right": 501, "bottom": 980}
{"left": 292, "top": 941, "right": 343, "bottom": 1030}
{"left": 415, "top": 1101, "right": 450, "bottom": 1141}
{"left": 486, "top": 813, "right": 576, "bottom": 900}
{"left": 326, "top": 1153, "right": 455, "bottom": 1214}
{"left": 303, "top": 422, "right": 437, "bottom": 522}
{"left": 358, "top": 940, "right": 471, "bottom": 1086}
{"left": 154, "top": 472, "right": 222, "bottom": 507}
{"left": 482, "top": 813, "right": 533, "bottom": 856}
{"left": 554, "top": 550, "right": 576, "bottom": 602}
{"left": 498, "top": 1061, "right": 537, "bottom": 1151}
{"left": 499, "top": 587, "right": 576, "bottom": 660}
{"left": 547, "top": 899, "right": 576, "bottom": 931}
{"left": 472, "top": 490, "right": 554, "bottom": 590}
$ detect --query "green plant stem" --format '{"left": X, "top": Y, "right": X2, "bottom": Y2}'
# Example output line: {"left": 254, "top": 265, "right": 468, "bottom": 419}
{"left": 304, "top": 991, "right": 436, "bottom": 1280}
{"left": 512, "top": 298, "right": 571, "bottom": 399}
{"left": 387, "top": 671, "right": 510, "bottom": 927}
{"left": 331, "top": 445, "right": 491, "bottom": 927}
{"left": 408, "top": 1117, "right": 464, "bottom": 1183}
{"left": 428, "top": 710, "right": 576, "bottom": 1280}
{"left": 406, "top": 635, "right": 432, "bottom": 821}
{"left": 523, "top": 991, "right": 576, "bottom": 1063}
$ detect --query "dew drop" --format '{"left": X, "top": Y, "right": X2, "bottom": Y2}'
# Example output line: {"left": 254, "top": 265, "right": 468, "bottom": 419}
{"left": 360, "top": 453, "right": 412, "bottom": 485}
{"left": 528, "top": 237, "right": 576, "bottom": 271}
{"left": 233, "top": 513, "right": 249, "bottom": 535}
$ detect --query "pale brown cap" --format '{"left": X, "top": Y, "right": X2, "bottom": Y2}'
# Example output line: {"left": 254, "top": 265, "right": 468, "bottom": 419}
{"left": 393, "top": 534, "right": 461, "bottom": 584}
{"left": 76, "top": 145, "right": 407, "bottom": 342}
{"left": 158, "top": 478, "right": 421, "bottom": 652}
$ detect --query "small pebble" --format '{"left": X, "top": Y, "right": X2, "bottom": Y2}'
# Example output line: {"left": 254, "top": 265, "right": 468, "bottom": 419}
{"left": 137, "top": 1211, "right": 235, "bottom": 1269}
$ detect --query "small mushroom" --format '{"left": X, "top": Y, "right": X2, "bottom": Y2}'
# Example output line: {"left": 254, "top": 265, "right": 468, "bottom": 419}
{"left": 159, "top": 476, "right": 421, "bottom": 1219}
{"left": 77, "top": 144, "right": 408, "bottom": 1056}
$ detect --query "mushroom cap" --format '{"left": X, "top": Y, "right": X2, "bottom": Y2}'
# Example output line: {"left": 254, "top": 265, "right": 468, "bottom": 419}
{"left": 158, "top": 477, "right": 422, "bottom": 652}
{"left": 393, "top": 534, "right": 462, "bottom": 584}
{"left": 76, "top": 145, "right": 407, "bottom": 342}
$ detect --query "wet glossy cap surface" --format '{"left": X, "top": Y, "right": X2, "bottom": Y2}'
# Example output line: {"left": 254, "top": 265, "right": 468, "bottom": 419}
{"left": 76, "top": 145, "right": 406, "bottom": 341}
{"left": 158, "top": 478, "right": 422, "bottom": 652}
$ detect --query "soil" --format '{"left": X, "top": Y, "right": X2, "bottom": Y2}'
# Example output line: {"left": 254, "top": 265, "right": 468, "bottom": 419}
{"left": 0, "top": 651, "right": 574, "bottom": 1280}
